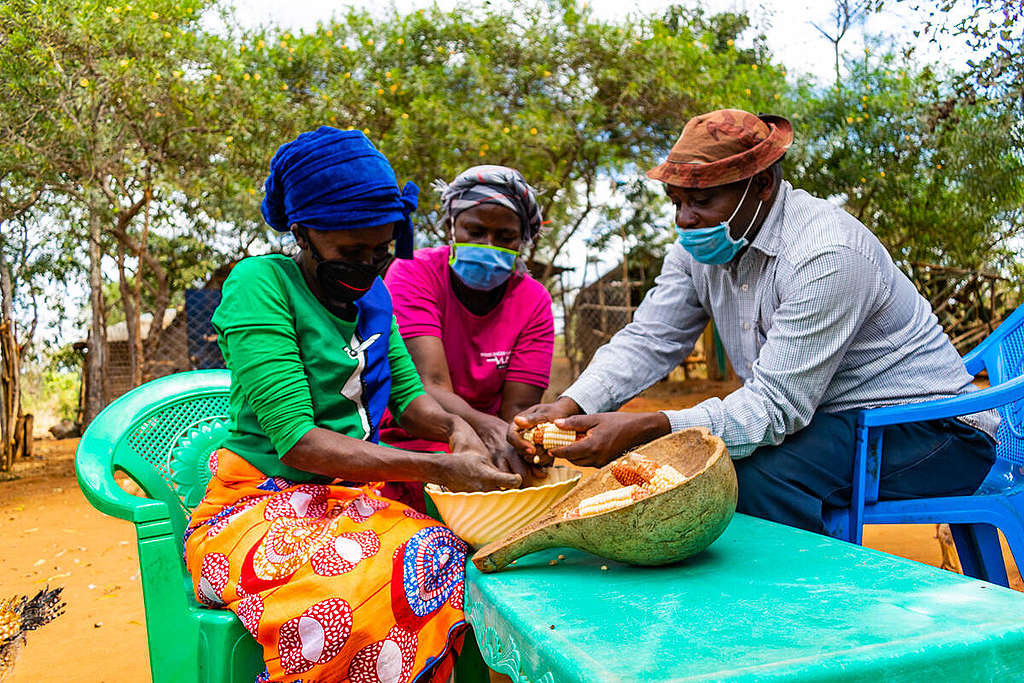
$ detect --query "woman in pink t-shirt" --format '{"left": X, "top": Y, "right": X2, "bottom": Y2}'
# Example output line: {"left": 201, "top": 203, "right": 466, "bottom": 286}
{"left": 380, "top": 165, "right": 554, "bottom": 503}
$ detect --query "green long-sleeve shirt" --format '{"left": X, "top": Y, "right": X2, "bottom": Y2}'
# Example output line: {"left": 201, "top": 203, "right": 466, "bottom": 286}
{"left": 212, "top": 255, "right": 425, "bottom": 482}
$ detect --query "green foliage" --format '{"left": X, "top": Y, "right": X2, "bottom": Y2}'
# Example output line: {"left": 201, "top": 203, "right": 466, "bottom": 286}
{"left": 895, "top": 0, "right": 1024, "bottom": 109}
{"left": 3, "top": 0, "right": 1021, "bottom": 379}
{"left": 235, "top": 1, "right": 788, "bottom": 278}
{"left": 21, "top": 362, "right": 80, "bottom": 423}
{"left": 0, "top": 0, "right": 281, "bottom": 359}
{"left": 785, "top": 46, "right": 1024, "bottom": 272}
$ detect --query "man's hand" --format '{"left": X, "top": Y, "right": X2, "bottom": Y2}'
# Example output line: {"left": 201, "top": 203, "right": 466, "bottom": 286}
{"left": 547, "top": 411, "right": 672, "bottom": 468}
{"left": 508, "top": 396, "right": 583, "bottom": 465}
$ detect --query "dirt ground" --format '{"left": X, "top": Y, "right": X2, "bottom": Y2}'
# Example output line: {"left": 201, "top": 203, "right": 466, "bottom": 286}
{"left": 1, "top": 377, "right": 1018, "bottom": 682}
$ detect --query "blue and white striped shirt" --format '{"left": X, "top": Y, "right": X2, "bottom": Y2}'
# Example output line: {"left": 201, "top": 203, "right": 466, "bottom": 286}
{"left": 563, "top": 181, "right": 999, "bottom": 458}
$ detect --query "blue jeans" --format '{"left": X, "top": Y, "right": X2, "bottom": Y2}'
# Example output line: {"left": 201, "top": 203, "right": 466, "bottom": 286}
{"left": 734, "top": 410, "right": 997, "bottom": 534}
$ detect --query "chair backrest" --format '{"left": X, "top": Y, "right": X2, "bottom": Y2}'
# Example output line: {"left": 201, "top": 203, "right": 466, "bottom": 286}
{"left": 77, "top": 370, "right": 231, "bottom": 545}
{"left": 962, "top": 304, "right": 1024, "bottom": 466}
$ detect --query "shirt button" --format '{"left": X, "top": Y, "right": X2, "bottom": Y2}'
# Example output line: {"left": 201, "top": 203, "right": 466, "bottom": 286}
{"left": 741, "top": 283, "right": 749, "bottom": 292}
{"left": 743, "top": 322, "right": 751, "bottom": 330}
{"left": 746, "top": 361, "right": 753, "bottom": 370}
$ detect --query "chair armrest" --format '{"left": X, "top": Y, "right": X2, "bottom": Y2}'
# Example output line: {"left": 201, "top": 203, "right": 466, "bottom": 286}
{"left": 961, "top": 345, "right": 985, "bottom": 377}
{"left": 860, "top": 374, "right": 1024, "bottom": 428}
{"left": 76, "top": 444, "right": 172, "bottom": 524}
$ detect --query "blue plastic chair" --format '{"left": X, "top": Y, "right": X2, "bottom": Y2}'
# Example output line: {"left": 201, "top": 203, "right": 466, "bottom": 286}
{"left": 824, "top": 304, "right": 1024, "bottom": 587}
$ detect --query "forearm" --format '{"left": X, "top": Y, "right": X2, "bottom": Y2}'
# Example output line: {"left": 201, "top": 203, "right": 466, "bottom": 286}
{"left": 282, "top": 427, "right": 451, "bottom": 482}
{"left": 498, "top": 381, "right": 546, "bottom": 423}
{"left": 394, "top": 393, "right": 465, "bottom": 443}
{"left": 658, "top": 388, "right": 790, "bottom": 459}
{"left": 564, "top": 248, "right": 706, "bottom": 414}
{"left": 421, "top": 382, "right": 502, "bottom": 434}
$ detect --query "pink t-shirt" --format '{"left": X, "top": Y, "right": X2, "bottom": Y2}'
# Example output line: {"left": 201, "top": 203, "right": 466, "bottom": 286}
{"left": 380, "top": 245, "right": 554, "bottom": 451}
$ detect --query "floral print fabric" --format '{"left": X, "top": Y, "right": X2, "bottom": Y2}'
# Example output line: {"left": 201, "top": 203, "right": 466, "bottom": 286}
{"left": 184, "top": 449, "right": 467, "bottom": 683}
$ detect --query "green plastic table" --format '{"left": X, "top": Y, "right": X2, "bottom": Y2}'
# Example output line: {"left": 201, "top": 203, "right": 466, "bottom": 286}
{"left": 464, "top": 513, "right": 1024, "bottom": 682}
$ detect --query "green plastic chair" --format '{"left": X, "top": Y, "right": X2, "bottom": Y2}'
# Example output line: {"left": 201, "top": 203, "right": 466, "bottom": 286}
{"left": 75, "top": 369, "right": 263, "bottom": 683}
{"left": 75, "top": 369, "right": 489, "bottom": 683}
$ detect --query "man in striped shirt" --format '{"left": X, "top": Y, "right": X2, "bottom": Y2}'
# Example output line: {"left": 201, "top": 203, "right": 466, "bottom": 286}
{"left": 511, "top": 108, "right": 998, "bottom": 534}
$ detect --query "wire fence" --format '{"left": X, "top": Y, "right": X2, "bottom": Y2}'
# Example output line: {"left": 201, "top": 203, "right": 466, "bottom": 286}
{"left": 89, "top": 289, "right": 225, "bottom": 414}
{"left": 83, "top": 260, "right": 1010, "bottom": 420}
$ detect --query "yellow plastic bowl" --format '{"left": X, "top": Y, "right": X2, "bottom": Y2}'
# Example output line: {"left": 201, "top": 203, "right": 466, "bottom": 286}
{"left": 425, "top": 466, "right": 581, "bottom": 548}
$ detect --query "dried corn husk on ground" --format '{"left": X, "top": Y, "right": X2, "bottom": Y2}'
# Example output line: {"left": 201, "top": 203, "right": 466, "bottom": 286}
{"left": 0, "top": 586, "right": 65, "bottom": 682}
{"left": 473, "top": 427, "right": 737, "bottom": 572}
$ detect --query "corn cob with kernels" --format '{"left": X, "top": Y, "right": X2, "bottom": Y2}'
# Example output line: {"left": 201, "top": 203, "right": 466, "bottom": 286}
{"left": 565, "top": 459, "right": 688, "bottom": 518}
{"left": 610, "top": 454, "right": 662, "bottom": 487}
{"left": 647, "top": 464, "right": 688, "bottom": 493}
{"left": 566, "top": 485, "right": 640, "bottom": 518}
{"left": 522, "top": 422, "right": 584, "bottom": 451}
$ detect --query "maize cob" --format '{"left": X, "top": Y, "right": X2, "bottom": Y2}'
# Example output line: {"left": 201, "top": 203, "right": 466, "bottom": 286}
{"left": 567, "top": 485, "right": 639, "bottom": 518}
{"left": 630, "top": 486, "right": 652, "bottom": 502}
{"left": 522, "top": 422, "right": 583, "bottom": 451}
{"left": 646, "top": 464, "right": 688, "bottom": 493}
{"left": 610, "top": 454, "right": 661, "bottom": 486}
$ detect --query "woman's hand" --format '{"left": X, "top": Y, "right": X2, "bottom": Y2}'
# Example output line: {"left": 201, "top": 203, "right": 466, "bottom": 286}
{"left": 475, "top": 413, "right": 537, "bottom": 481}
{"left": 507, "top": 396, "right": 583, "bottom": 466}
{"left": 446, "top": 415, "right": 526, "bottom": 489}
{"left": 438, "top": 453, "right": 522, "bottom": 492}
{"left": 446, "top": 415, "right": 489, "bottom": 459}
{"left": 546, "top": 412, "right": 672, "bottom": 468}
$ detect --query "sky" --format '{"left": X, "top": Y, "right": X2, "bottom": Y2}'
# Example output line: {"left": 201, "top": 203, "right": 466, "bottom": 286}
{"left": 225, "top": 0, "right": 956, "bottom": 84}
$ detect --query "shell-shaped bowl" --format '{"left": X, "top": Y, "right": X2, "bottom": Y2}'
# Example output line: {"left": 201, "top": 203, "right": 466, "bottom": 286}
{"left": 425, "top": 466, "right": 581, "bottom": 548}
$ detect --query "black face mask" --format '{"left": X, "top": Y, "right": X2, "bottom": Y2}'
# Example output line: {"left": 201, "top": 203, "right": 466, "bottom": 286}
{"left": 302, "top": 229, "right": 392, "bottom": 310}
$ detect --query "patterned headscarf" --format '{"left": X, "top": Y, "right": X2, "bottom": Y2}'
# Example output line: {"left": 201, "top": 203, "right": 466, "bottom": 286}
{"left": 261, "top": 127, "right": 418, "bottom": 258}
{"left": 436, "top": 165, "right": 544, "bottom": 243}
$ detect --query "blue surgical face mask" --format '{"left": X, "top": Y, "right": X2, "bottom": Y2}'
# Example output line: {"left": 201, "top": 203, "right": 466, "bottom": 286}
{"left": 449, "top": 242, "right": 518, "bottom": 290}
{"left": 675, "top": 177, "right": 762, "bottom": 265}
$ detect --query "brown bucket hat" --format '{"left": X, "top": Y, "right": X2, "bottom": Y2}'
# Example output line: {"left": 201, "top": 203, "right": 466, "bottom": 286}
{"left": 647, "top": 109, "right": 793, "bottom": 189}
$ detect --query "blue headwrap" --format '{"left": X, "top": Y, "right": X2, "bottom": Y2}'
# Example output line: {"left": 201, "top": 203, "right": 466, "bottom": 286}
{"left": 260, "top": 127, "right": 418, "bottom": 258}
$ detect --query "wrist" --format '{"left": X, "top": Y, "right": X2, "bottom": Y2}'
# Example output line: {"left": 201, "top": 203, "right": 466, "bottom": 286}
{"left": 424, "top": 453, "right": 454, "bottom": 483}
{"left": 554, "top": 395, "right": 583, "bottom": 416}
{"left": 641, "top": 412, "right": 672, "bottom": 441}
{"left": 461, "top": 409, "right": 498, "bottom": 435}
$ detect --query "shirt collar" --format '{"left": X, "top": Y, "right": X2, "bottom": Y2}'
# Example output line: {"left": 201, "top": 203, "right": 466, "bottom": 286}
{"left": 746, "top": 180, "right": 790, "bottom": 258}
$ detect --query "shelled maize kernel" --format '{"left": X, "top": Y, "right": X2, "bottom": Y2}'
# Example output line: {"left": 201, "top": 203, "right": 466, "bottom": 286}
{"left": 631, "top": 486, "right": 652, "bottom": 502}
{"left": 522, "top": 422, "right": 583, "bottom": 451}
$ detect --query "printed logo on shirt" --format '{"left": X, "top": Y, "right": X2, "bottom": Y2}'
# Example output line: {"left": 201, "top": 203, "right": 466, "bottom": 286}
{"left": 481, "top": 350, "right": 512, "bottom": 369}
{"left": 340, "top": 332, "right": 381, "bottom": 439}
{"left": 343, "top": 333, "right": 381, "bottom": 359}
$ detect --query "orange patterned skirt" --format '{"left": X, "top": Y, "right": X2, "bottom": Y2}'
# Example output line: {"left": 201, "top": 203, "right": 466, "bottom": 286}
{"left": 183, "top": 449, "right": 467, "bottom": 683}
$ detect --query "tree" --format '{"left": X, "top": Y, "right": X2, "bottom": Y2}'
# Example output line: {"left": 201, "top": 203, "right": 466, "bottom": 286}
{"left": 785, "top": 46, "right": 1024, "bottom": 348}
{"left": 0, "top": 188, "right": 66, "bottom": 470}
{"left": 894, "top": 0, "right": 1024, "bottom": 111}
{"left": 0, "top": 0, "right": 277, "bottom": 422}
{"left": 811, "top": 0, "right": 875, "bottom": 85}
{"left": 3, "top": 0, "right": 791, "bottom": 418}
{"left": 243, "top": 1, "right": 787, "bottom": 274}
{"left": 788, "top": 47, "right": 1024, "bottom": 271}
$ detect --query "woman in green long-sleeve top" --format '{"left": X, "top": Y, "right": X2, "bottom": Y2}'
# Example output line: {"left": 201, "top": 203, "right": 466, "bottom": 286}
{"left": 182, "top": 127, "right": 525, "bottom": 683}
